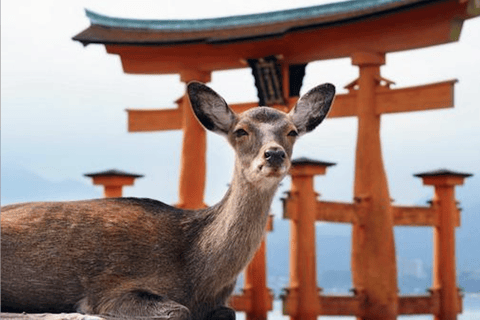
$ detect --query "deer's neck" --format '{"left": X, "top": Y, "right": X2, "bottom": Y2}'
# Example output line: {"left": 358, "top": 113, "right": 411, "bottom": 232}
{"left": 195, "top": 165, "right": 279, "bottom": 287}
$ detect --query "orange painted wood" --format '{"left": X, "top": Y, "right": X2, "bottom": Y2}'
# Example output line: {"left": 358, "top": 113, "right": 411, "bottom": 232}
{"left": 86, "top": 171, "right": 143, "bottom": 198}
{"left": 127, "top": 108, "right": 183, "bottom": 132}
{"left": 90, "top": 176, "right": 135, "bottom": 198}
{"left": 315, "top": 201, "right": 358, "bottom": 224}
{"left": 284, "top": 162, "right": 335, "bottom": 320}
{"left": 350, "top": 53, "right": 398, "bottom": 320}
{"left": 319, "top": 294, "right": 365, "bottom": 316}
{"left": 398, "top": 291, "right": 440, "bottom": 315}
{"left": 392, "top": 205, "right": 439, "bottom": 226}
{"left": 283, "top": 293, "right": 368, "bottom": 317}
{"left": 103, "top": 186, "right": 123, "bottom": 198}
{"left": 283, "top": 291, "right": 458, "bottom": 317}
{"left": 422, "top": 175, "right": 467, "bottom": 187}
{"left": 375, "top": 80, "right": 456, "bottom": 115}
{"left": 287, "top": 174, "right": 320, "bottom": 320}
{"left": 91, "top": 175, "right": 136, "bottom": 187}
{"left": 289, "top": 164, "right": 327, "bottom": 177}
{"left": 433, "top": 186, "right": 461, "bottom": 320}
{"left": 177, "top": 94, "right": 206, "bottom": 209}
{"left": 287, "top": 199, "right": 460, "bottom": 227}
{"left": 327, "top": 93, "right": 357, "bottom": 118}
{"left": 416, "top": 172, "right": 469, "bottom": 320}
{"left": 174, "top": 71, "right": 211, "bottom": 209}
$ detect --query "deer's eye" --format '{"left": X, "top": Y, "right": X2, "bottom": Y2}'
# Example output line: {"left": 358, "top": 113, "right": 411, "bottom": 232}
{"left": 234, "top": 128, "right": 249, "bottom": 138}
{"left": 287, "top": 130, "right": 298, "bottom": 137}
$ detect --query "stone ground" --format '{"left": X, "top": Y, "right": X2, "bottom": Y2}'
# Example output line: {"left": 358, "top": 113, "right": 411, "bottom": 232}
{"left": 0, "top": 314, "right": 105, "bottom": 320}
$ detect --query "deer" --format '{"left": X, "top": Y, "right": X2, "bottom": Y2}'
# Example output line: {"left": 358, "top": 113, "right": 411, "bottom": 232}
{"left": 1, "top": 81, "right": 335, "bottom": 320}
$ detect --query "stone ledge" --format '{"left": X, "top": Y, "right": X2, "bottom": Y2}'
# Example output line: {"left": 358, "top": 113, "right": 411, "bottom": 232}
{"left": 0, "top": 313, "right": 105, "bottom": 320}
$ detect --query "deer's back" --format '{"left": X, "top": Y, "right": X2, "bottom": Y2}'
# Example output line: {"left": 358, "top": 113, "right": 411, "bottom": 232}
{"left": 1, "top": 198, "right": 193, "bottom": 313}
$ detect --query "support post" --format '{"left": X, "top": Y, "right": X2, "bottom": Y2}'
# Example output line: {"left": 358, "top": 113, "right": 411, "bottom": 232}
{"left": 103, "top": 185, "right": 122, "bottom": 198}
{"left": 350, "top": 52, "right": 398, "bottom": 320}
{"left": 177, "top": 70, "right": 211, "bottom": 209}
{"left": 229, "top": 216, "right": 274, "bottom": 320}
{"left": 284, "top": 158, "right": 334, "bottom": 320}
{"left": 243, "top": 240, "right": 270, "bottom": 320}
{"left": 84, "top": 169, "right": 144, "bottom": 198}
{"left": 415, "top": 169, "right": 472, "bottom": 320}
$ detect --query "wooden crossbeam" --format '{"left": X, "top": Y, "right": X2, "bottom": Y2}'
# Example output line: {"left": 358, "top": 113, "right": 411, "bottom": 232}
{"left": 329, "top": 79, "right": 456, "bottom": 118}
{"left": 127, "top": 108, "right": 182, "bottom": 132}
{"left": 398, "top": 292, "right": 440, "bottom": 315}
{"left": 315, "top": 201, "right": 358, "bottom": 224}
{"left": 283, "top": 292, "right": 365, "bottom": 316}
{"left": 398, "top": 289, "right": 462, "bottom": 315}
{"left": 318, "top": 295, "right": 365, "bottom": 316}
{"left": 126, "top": 80, "right": 455, "bottom": 132}
{"left": 392, "top": 204, "right": 460, "bottom": 227}
{"left": 282, "top": 290, "right": 461, "bottom": 316}
{"left": 375, "top": 80, "right": 457, "bottom": 115}
{"left": 326, "top": 92, "right": 357, "bottom": 118}
{"left": 392, "top": 205, "right": 438, "bottom": 226}
{"left": 284, "top": 196, "right": 462, "bottom": 227}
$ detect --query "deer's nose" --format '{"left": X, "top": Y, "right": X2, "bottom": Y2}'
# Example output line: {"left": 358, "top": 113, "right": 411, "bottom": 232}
{"left": 264, "top": 149, "right": 286, "bottom": 166}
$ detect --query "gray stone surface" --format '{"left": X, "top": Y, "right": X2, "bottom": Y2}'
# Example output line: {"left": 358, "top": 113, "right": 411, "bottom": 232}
{"left": 0, "top": 313, "right": 105, "bottom": 320}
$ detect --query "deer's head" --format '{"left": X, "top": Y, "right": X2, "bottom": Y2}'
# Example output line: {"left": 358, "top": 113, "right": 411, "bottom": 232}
{"left": 188, "top": 82, "right": 335, "bottom": 190}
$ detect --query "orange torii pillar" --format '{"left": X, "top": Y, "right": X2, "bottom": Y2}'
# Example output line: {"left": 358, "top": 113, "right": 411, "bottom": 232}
{"left": 177, "top": 70, "right": 212, "bottom": 209}
{"left": 282, "top": 158, "right": 335, "bottom": 320}
{"left": 84, "top": 169, "right": 144, "bottom": 198}
{"left": 322, "top": 50, "right": 457, "bottom": 319}
{"left": 414, "top": 169, "right": 472, "bottom": 320}
{"left": 349, "top": 52, "right": 398, "bottom": 320}
{"left": 229, "top": 215, "right": 274, "bottom": 320}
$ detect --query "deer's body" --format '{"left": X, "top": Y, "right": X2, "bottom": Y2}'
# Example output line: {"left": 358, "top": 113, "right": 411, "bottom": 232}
{"left": 1, "top": 82, "right": 335, "bottom": 320}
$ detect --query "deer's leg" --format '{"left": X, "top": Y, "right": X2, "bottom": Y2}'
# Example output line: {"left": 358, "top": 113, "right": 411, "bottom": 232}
{"left": 78, "top": 290, "right": 191, "bottom": 320}
{"left": 204, "top": 306, "right": 235, "bottom": 320}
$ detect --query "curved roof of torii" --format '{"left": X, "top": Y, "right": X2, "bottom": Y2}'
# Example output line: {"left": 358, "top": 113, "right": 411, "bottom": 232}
{"left": 73, "top": 0, "right": 479, "bottom": 74}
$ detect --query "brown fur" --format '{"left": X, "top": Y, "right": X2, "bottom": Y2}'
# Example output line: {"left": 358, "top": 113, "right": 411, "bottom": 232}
{"left": 1, "top": 82, "right": 335, "bottom": 320}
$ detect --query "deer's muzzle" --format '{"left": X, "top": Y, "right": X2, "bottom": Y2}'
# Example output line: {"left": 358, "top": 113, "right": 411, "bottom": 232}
{"left": 264, "top": 148, "right": 286, "bottom": 167}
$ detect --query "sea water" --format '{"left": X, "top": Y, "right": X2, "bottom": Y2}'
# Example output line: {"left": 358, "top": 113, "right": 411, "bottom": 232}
{"left": 236, "top": 294, "right": 480, "bottom": 320}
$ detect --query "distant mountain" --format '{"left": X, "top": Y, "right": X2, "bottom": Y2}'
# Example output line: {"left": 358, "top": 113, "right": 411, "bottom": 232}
{"left": 1, "top": 165, "right": 100, "bottom": 205}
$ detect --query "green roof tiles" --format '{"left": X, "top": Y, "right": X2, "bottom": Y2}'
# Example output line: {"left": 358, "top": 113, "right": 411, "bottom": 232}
{"left": 84, "top": 0, "right": 428, "bottom": 31}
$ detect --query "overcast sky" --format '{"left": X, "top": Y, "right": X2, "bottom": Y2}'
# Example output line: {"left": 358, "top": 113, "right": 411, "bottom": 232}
{"left": 2, "top": 0, "right": 479, "bottom": 214}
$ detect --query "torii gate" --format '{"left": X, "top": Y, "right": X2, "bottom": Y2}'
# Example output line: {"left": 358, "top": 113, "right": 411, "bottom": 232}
{"left": 73, "top": 1, "right": 479, "bottom": 319}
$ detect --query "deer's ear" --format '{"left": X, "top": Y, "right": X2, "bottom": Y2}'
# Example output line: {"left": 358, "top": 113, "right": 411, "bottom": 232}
{"left": 289, "top": 83, "right": 335, "bottom": 135}
{"left": 187, "top": 82, "right": 236, "bottom": 135}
